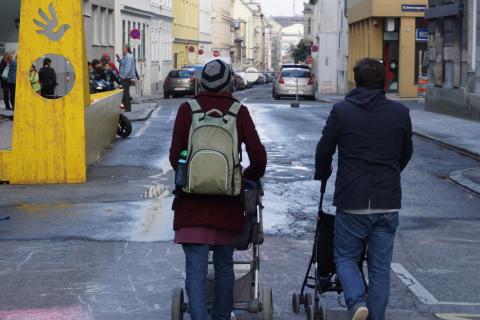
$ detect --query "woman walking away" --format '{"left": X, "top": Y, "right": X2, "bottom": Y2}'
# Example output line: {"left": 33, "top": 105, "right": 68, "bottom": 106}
{"left": 0, "top": 52, "right": 12, "bottom": 110}
{"left": 39, "top": 58, "right": 57, "bottom": 99}
{"left": 6, "top": 54, "right": 17, "bottom": 110}
{"left": 170, "top": 59, "right": 267, "bottom": 320}
{"left": 30, "top": 65, "right": 41, "bottom": 95}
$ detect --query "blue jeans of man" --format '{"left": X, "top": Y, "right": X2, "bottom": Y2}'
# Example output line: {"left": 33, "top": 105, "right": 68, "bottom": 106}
{"left": 182, "top": 244, "right": 235, "bottom": 320}
{"left": 334, "top": 210, "right": 399, "bottom": 320}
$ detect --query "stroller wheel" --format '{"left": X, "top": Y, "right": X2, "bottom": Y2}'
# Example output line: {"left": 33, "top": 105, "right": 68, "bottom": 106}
{"left": 306, "top": 305, "right": 315, "bottom": 320}
{"left": 171, "top": 288, "right": 185, "bottom": 320}
{"left": 304, "top": 293, "right": 313, "bottom": 311}
{"left": 292, "top": 293, "right": 301, "bottom": 313}
{"left": 262, "top": 287, "right": 273, "bottom": 320}
{"left": 315, "top": 305, "right": 327, "bottom": 320}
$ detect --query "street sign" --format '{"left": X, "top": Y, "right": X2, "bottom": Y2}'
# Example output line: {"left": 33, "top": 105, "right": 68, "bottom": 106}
{"left": 311, "top": 45, "right": 319, "bottom": 53}
{"left": 416, "top": 28, "right": 428, "bottom": 42}
{"left": 129, "top": 29, "right": 141, "bottom": 40}
{"left": 306, "top": 56, "right": 314, "bottom": 64}
{"left": 213, "top": 50, "right": 220, "bottom": 57}
{"left": 401, "top": 4, "right": 427, "bottom": 12}
{"left": 198, "top": 48, "right": 204, "bottom": 55}
{"left": 188, "top": 46, "right": 195, "bottom": 53}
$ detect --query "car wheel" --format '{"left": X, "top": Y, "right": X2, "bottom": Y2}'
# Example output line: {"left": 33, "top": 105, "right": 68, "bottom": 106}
{"left": 163, "top": 91, "right": 170, "bottom": 99}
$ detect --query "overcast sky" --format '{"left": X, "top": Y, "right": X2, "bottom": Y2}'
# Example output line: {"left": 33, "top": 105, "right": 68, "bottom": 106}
{"left": 259, "top": 0, "right": 304, "bottom": 17}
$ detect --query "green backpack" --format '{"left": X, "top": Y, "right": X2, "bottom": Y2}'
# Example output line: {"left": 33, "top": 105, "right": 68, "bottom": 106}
{"left": 183, "top": 99, "right": 242, "bottom": 196}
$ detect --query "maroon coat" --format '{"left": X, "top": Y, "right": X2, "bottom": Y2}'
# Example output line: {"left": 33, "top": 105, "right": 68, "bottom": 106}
{"left": 170, "top": 91, "right": 267, "bottom": 233}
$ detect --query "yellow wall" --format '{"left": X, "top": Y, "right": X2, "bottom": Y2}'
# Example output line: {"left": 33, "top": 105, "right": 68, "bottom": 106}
{"left": 173, "top": 0, "right": 200, "bottom": 68}
{"left": 398, "top": 17, "right": 418, "bottom": 97}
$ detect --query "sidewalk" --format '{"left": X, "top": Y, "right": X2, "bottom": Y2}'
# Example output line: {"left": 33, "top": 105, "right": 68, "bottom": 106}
{"left": 411, "top": 108, "right": 480, "bottom": 196}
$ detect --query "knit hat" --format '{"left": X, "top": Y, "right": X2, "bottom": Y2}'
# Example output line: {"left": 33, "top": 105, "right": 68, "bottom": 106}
{"left": 201, "top": 59, "right": 232, "bottom": 93}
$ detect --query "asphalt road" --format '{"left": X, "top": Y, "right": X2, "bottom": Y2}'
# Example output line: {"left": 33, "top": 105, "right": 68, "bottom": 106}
{"left": 0, "top": 85, "right": 479, "bottom": 320}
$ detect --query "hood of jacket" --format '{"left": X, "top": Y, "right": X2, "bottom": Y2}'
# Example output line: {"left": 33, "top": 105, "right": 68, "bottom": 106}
{"left": 345, "top": 87, "right": 385, "bottom": 111}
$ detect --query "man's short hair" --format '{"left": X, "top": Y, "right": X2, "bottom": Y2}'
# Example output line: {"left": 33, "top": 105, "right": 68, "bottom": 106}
{"left": 353, "top": 58, "right": 385, "bottom": 89}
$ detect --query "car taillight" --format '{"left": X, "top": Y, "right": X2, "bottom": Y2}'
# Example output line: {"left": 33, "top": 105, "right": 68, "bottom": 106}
{"left": 278, "top": 76, "right": 285, "bottom": 84}
{"left": 190, "top": 76, "right": 196, "bottom": 82}
{"left": 308, "top": 77, "right": 314, "bottom": 85}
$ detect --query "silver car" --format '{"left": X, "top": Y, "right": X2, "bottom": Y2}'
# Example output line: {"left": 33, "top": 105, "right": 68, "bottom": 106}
{"left": 273, "top": 68, "right": 316, "bottom": 100}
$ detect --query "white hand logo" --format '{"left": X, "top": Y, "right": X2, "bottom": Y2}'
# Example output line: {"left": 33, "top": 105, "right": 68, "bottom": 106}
{"left": 33, "top": 3, "right": 70, "bottom": 41}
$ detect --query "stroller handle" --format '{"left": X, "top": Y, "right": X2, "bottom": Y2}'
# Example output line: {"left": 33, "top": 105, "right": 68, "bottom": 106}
{"left": 320, "top": 180, "right": 327, "bottom": 194}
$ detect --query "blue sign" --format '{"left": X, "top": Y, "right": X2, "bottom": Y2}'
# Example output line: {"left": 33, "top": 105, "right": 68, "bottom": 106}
{"left": 402, "top": 4, "right": 427, "bottom": 12}
{"left": 416, "top": 28, "right": 428, "bottom": 42}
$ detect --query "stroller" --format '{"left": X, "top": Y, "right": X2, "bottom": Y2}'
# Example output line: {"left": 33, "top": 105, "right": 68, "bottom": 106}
{"left": 171, "top": 180, "right": 273, "bottom": 320}
{"left": 291, "top": 181, "right": 366, "bottom": 320}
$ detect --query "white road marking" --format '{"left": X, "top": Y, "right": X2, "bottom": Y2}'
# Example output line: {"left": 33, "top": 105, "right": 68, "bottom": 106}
{"left": 167, "top": 109, "right": 176, "bottom": 123}
{"left": 435, "top": 314, "right": 480, "bottom": 320}
{"left": 18, "top": 252, "right": 34, "bottom": 267}
{"left": 391, "top": 263, "right": 480, "bottom": 306}
{"left": 133, "top": 120, "right": 151, "bottom": 137}
{"left": 150, "top": 105, "right": 162, "bottom": 119}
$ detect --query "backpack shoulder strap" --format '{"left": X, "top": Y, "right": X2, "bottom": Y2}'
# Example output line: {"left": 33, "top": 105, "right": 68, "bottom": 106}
{"left": 187, "top": 99, "right": 204, "bottom": 115}
{"left": 224, "top": 102, "right": 241, "bottom": 120}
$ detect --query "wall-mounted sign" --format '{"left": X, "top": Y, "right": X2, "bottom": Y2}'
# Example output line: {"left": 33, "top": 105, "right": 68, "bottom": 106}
{"left": 402, "top": 4, "right": 427, "bottom": 12}
{"left": 213, "top": 50, "right": 220, "bottom": 57}
{"left": 416, "top": 28, "right": 428, "bottom": 42}
{"left": 311, "top": 45, "right": 319, "bottom": 53}
{"left": 188, "top": 46, "right": 195, "bottom": 53}
{"left": 306, "top": 56, "right": 314, "bottom": 64}
{"left": 129, "top": 29, "right": 141, "bottom": 40}
{"left": 198, "top": 48, "right": 204, "bottom": 55}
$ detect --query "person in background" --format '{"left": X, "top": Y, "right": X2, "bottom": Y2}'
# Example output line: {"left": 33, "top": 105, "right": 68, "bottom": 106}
{"left": 116, "top": 45, "right": 135, "bottom": 112}
{"left": 39, "top": 58, "right": 57, "bottom": 99}
{"left": 90, "top": 59, "right": 105, "bottom": 81}
{"left": 0, "top": 52, "right": 12, "bottom": 110}
{"left": 101, "top": 53, "right": 120, "bottom": 77}
{"left": 30, "top": 65, "right": 41, "bottom": 95}
{"left": 315, "top": 58, "right": 413, "bottom": 320}
{"left": 103, "top": 62, "right": 119, "bottom": 91}
{"left": 6, "top": 54, "right": 17, "bottom": 110}
{"left": 170, "top": 59, "right": 267, "bottom": 320}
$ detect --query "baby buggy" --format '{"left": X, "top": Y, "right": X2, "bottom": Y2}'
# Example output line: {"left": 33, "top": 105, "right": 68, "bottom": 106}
{"left": 171, "top": 180, "right": 274, "bottom": 320}
{"left": 291, "top": 181, "right": 365, "bottom": 320}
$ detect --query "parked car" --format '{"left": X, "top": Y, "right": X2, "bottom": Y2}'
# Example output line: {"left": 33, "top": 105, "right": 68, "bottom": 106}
{"left": 280, "top": 64, "right": 311, "bottom": 71}
{"left": 163, "top": 69, "right": 196, "bottom": 98}
{"left": 237, "top": 72, "right": 253, "bottom": 89}
{"left": 273, "top": 68, "right": 316, "bottom": 100}
{"left": 183, "top": 64, "right": 204, "bottom": 93}
{"left": 234, "top": 72, "right": 247, "bottom": 90}
{"left": 255, "top": 74, "right": 268, "bottom": 85}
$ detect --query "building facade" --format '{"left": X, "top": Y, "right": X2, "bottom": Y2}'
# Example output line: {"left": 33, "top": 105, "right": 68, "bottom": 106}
{"left": 347, "top": 0, "right": 428, "bottom": 98}
{"left": 279, "top": 23, "right": 304, "bottom": 64}
{"left": 115, "top": 0, "right": 173, "bottom": 96}
{"left": 308, "top": 0, "right": 349, "bottom": 95}
{"left": 212, "top": 0, "right": 235, "bottom": 64}
{"left": 199, "top": 0, "right": 213, "bottom": 64}
{"left": 425, "top": 0, "right": 480, "bottom": 121}
{"left": 173, "top": 0, "right": 200, "bottom": 68}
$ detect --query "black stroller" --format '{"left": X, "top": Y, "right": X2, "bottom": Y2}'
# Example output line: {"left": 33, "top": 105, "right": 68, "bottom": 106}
{"left": 291, "top": 181, "right": 366, "bottom": 320}
{"left": 172, "top": 180, "right": 273, "bottom": 320}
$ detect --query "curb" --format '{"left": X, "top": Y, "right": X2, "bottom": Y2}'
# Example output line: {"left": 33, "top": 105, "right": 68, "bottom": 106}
{"left": 129, "top": 103, "right": 159, "bottom": 123}
{"left": 449, "top": 168, "right": 480, "bottom": 196}
{"left": 413, "top": 130, "right": 480, "bottom": 161}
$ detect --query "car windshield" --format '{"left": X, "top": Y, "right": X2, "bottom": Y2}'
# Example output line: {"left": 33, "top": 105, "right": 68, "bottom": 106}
{"left": 170, "top": 70, "right": 193, "bottom": 78}
{"left": 281, "top": 70, "right": 311, "bottom": 78}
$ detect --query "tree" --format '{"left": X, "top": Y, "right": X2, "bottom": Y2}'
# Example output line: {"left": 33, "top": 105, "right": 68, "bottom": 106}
{"left": 290, "top": 39, "right": 312, "bottom": 64}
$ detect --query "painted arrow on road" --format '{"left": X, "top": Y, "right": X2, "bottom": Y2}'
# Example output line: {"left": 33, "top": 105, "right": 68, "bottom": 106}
{"left": 436, "top": 314, "right": 480, "bottom": 320}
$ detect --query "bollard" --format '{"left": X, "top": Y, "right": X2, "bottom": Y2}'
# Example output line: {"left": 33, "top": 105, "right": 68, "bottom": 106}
{"left": 418, "top": 76, "right": 428, "bottom": 97}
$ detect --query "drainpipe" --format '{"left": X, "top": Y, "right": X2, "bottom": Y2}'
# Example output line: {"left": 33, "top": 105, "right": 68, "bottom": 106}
{"left": 472, "top": 0, "right": 477, "bottom": 71}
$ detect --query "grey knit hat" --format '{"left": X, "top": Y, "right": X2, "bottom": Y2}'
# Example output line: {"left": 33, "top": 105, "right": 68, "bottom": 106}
{"left": 201, "top": 59, "right": 232, "bottom": 93}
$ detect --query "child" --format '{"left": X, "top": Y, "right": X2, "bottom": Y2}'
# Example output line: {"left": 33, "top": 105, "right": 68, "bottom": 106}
{"left": 30, "top": 65, "right": 41, "bottom": 95}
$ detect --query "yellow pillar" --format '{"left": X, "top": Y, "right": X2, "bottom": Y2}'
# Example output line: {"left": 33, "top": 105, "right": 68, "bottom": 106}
{"left": 399, "top": 16, "right": 417, "bottom": 98}
{"left": 1, "top": 0, "right": 89, "bottom": 184}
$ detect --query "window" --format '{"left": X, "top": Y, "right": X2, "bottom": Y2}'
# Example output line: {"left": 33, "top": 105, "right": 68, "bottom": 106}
{"left": 108, "top": 10, "right": 115, "bottom": 46}
{"left": 92, "top": 5, "right": 99, "bottom": 45}
{"left": 307, "top": 18, "right": 312, "bottom": 34}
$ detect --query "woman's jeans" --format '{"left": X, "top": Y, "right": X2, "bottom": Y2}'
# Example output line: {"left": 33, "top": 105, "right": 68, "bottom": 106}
{"left": 182, "top": 244, "right": 235, "bottom": 320}
{"left": 334, "top": 210, "right": 399, "bottom": 320}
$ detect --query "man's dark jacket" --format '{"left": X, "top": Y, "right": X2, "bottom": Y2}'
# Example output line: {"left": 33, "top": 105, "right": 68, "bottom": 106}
{"left": 315, "top": 87, "right": 413, "bottom": 210}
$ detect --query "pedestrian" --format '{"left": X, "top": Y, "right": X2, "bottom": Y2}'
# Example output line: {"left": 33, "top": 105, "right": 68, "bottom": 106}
{"left": 90, "top": 59, "right": 105, "bottom": 81}
{"left": 6, "top": 54, "right": 17, "bottom": 110}
{"left": 314, "top": 58, "right": 413, "bottom": 320}
{"left": 101, "top": 52, "right": 120, "bottom": 77}
{"left": 39, "top": 58, "right": 57, "bottom": 99}
{"left": 169, "top": 59, "right": 267, "bottom": 320}
{"left": 0, "top": 52, "right": 12, "bottom": 110}
{"left": 30, "top": 64, "right": 41, "bottom": 95}
{"left": 116, "top": 45, "right": 136, "bottom": 112}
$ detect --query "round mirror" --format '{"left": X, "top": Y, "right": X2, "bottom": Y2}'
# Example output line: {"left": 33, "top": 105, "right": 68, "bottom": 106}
{"left": 30, "top": 54, "right": 75, "bottom": 99}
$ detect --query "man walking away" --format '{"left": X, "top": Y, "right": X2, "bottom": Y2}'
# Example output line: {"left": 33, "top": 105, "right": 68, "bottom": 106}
{"left": 117, "top": 45, "right": 136, "bottom": 112}
{"left": 314, "top": 58, "right": 413, "bottom": 320}
{"left": 170, "top": 59, "right": 267, "bottom": 320}
{"left": 39, "top": 58, "right": 57, "bottom": 99}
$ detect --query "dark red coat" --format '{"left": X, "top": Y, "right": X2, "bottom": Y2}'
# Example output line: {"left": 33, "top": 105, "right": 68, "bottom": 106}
{"left": 170, "top": 91, "right": 267, "bottom": 233}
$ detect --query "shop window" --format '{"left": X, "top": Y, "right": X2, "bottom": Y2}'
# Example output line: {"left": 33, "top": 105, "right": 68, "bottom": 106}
{"left": 415, "top": 18, "right": 429, "bottom": 84}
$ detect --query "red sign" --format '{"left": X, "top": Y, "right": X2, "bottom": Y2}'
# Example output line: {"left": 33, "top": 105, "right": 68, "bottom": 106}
{"left": 198, "top": 49, "right": 204, "bottom": 55}
{"left": 129, "top": 29, "right": 141, "bottom": 40}
{"left": 188, "top": 46, "right": 195, "bottom": 53}
{"left": 306, "top": 56, "right": 314, "bottom": 64}
{"left": 213, "top": 50, "right": 221, "bottom": 58}
{"left": 311, "top": 45, "right": 319, "bottom": 52}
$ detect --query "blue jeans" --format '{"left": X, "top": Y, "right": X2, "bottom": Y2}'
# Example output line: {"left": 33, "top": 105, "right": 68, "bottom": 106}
{"left": 182, "top": 244, "right": 235, "bottom": 320}
{"left": 334, "top": 210, "right": 399, "bottom": 320}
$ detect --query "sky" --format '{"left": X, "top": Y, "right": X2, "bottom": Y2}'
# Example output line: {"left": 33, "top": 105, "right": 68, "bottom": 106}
{"left": 259, "top": 0, "right": 304, "bottom": 17}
